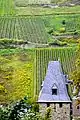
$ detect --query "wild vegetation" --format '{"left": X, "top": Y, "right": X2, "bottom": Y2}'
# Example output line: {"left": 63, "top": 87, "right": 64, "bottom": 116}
{"left": 70, "top": 43, "right": 80, "bottom": 95}
{"left": 0, "top": 49, "right": 35, "bottom": 104}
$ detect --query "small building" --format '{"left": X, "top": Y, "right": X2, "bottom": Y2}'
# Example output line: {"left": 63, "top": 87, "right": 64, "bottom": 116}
{"left": 38, "top": 61, "right": 72, "bottom": 120}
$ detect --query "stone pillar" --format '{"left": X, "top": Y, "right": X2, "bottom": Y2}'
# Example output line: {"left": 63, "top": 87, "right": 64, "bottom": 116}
{"left": 39, "top": 103, "right": 47, "bottom": 117}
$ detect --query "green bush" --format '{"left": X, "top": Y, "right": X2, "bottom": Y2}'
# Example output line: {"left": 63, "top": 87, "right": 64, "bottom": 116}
{"left": 49, "top": 40, "right": 67, "bottom": 46}
{"left": 0, "top": 97, "right": 39, "bottom": 120}
{"left": 0, "top": 39, "right": 27, "bottom": 49}
{"left": 59, "top": 27, "right": 66, "bottom": 33}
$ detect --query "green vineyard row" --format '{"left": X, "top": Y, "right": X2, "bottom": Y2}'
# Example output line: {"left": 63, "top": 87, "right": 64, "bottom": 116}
{"left": 35, "top": 47, "right": 76, "bottom": 95}
{"left": 0, "top": 16, "right": 48, "bottom": 44}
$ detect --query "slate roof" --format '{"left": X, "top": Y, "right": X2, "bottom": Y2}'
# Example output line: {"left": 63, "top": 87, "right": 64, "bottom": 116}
{"left": 38, "top": 61, "right": 71, "bottom": 103}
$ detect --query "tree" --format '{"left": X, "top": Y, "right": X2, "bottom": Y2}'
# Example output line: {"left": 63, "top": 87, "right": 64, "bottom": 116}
{"left": 62, "top": 20, "right": 66, "bottom": 25}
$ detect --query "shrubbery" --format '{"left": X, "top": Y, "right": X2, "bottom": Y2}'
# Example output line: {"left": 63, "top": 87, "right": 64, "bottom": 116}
{"left": 49, "top": 40, "right": 67, "bottom": 46}
{"left": 0, "top": 39, "right": 28, "bottom": 49}
{"left": 0, "top": 97, "right": 40, "bottom": 120}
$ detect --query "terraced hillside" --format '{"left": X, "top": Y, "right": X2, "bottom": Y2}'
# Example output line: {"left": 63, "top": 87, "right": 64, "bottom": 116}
{"left": 0, "top": 0, "right": 80, "bottom": 104}
{"left": 0, "top": 15, "right": 80, "bottom": 44}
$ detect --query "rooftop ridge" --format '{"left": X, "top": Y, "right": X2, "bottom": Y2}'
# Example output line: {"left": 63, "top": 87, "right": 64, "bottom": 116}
{"left": 38, "top": 61, "right": 71, "bottom": 103}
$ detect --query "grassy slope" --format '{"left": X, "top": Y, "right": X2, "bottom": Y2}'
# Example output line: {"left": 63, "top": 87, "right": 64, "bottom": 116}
{"left": 0, "top": 49, "right": 35, "bottom": 104}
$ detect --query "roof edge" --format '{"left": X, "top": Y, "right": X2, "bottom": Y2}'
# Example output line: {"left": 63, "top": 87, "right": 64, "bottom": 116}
{"left": 37, "top": 100, "right": 72, "bottom": 103}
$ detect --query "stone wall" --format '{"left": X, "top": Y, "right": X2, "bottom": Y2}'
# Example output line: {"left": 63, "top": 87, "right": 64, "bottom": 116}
{"left": 73, "top": 99, "right": 80, "bottom": 117}
{"left": 39, "top": 103, "right": 70, "bottom": 120}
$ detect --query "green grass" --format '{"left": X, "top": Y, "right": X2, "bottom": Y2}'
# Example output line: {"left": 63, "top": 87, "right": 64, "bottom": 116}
{"left": 0, "top": 0, "right": 15, "bottom": 16}
{"left": 42, "top": 14, "right": 80, "bottom": 36}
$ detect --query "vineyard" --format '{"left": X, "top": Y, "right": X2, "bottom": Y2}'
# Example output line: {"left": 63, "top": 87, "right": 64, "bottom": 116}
{"left": 0, "top": 0, "right": 80, "bottom": 107}
{"left": 0, "top": 16, "right": 48, "bottom": 44}
{"left": 42, "top": 14, "right": 80, "bottom": 36}
{"left": 0, "top": 15, "right": 80, "bottom": 44}
{"left": 35, "top": 47, "right": 76, "bottom": 95}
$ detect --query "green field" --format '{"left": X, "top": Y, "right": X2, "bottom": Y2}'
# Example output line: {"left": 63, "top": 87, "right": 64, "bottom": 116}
{"left": 42, "top": 14, "right": 80, "bottom": 36}
{"left": 0, "top": 16, "right": 48, "bottom": 44}
{"left": 0, "top": 0, "right": 15, "bottom": 16}
{"left": 0, "top": 0, "right": 80, "bottom": 16}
